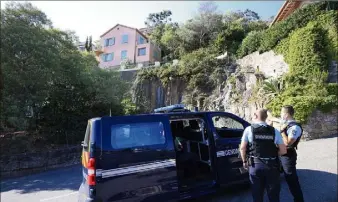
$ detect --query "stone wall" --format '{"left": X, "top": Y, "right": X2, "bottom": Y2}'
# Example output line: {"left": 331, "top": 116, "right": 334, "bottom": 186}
{"left": 120, "top": 68, "right": 139, "bottom": 81}
{"left": 0, "top": 146, "right": 81, "bottom": 179}
{"left": 236, "top": 50, "right": 289, "bottom": 79}
{"left": 268, "top": 109, "right": 338, "bottom": 141}
{"left": 302, "top": 109, "right": 338, "bottom": 140}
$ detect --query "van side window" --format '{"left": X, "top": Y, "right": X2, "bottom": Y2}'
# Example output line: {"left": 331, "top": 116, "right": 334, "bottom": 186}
{"left": 212, "top": 116, "right": 244, "bottom": 130}
{"left": 83, "top": 122, "right": 91, "bottom": 151}
{"left": 111, "top": 122, "right": 166, "bottom": 149}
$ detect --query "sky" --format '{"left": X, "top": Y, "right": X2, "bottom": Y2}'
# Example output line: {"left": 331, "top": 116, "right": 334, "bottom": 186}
{"left": 1, "top": 1, "right": 284, "bottom": 42}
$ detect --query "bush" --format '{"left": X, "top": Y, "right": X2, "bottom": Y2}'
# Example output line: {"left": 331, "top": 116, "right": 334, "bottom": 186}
{"left": 327, "top": 83, "right": 338, "bottom": 96}
{"left": 237, "top": 30, "right": 263, "bottom": 58}
{"left": 258, "top": 2, "right": 328, "bottom": 53}
{"left": 267, "top": 17, "right": 337, "bottom": 123}
{"left": 237, "top": 2, "right": 329, "bottom": 57}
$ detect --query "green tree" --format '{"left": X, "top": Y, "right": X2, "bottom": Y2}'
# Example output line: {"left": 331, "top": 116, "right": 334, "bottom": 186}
{"left": 214, "top": 9, "right": 267, "bottom": 56}
{"left": 1, "top": 2, "right": 129, "bottom": 145}
{"left": 85, "top": 35, "right": 93, "bottom": 52}
{"left": 236, "top": 30, "right": 264, "bottom": 57}
{"left": 213, "top": 21, "right": 245, "bottom": 55}
{"left": 145, "top": 10, "right": 173, "bottom": 28}
{"left": 178, "top": 1, "right": 223, "bottom": 52}
{"left": 145, "top": 10, "right": 179, "bottom": 60}
{"left": 160, "top": 24, "right": 182, "bottom": 60}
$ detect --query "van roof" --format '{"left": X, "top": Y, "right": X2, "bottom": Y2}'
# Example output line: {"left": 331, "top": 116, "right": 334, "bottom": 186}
{"left": 89, "top": 111, "right": 237, "bottom": 121}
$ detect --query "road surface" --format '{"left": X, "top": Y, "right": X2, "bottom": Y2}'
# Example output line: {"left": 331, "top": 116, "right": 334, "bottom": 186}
{"left": 1, "top": 136, "right": 337, "bottom": 202}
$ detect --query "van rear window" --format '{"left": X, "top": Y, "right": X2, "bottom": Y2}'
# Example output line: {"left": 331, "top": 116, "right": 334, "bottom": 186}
{"left": 110, "top": 122, "right": 166, "bottom": 149}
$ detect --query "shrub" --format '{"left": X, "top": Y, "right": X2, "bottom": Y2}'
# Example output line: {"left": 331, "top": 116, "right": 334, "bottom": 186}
{"left": 258, "top": 2, "right": 328, "bottom": 52}
{"left": 237, "top": 2, "right": 329, "bottom": 57}
{"left": 237, "top": 30, "right": 263, "bottom": 58}
{"left": 267, "top": 19, "right": 337, "bottom": 123}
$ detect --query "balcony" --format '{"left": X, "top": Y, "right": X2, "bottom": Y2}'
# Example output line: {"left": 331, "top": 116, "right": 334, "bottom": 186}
{"left": 94, "top": 45, "right": 104, "bottom": 57}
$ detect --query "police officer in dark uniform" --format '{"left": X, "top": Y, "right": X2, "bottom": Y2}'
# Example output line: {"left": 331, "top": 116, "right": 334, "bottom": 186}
{"left": 279, "top": 105, "right": 304, "bottom": 202}
{"left": 240, "top": 109, "right": 287, "bottom": 202}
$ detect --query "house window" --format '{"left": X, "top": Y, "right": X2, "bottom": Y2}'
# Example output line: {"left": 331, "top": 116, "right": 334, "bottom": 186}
{"left": 138, "top": 48, "right": 146, "bottom": 56}
{"left": 122, "top": 34, "right": 128, "bottom": 44}
{"left": 138, "top": 35, "right": 145, "bottom": 45}
{"left": 101, "top": 53, "right": 114, "bottom": 62}
{"left": 121, "top": 50, "right": 127, "bottom": 60}
{"left": 104, "top": 38, "right": 115, "bottom": 47}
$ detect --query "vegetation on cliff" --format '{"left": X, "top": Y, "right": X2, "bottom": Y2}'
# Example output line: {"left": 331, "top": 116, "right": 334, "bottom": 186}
{"left": 243, "top": 2, "right": 338, "bottom": 123}
{"left": 135, "top": 1, "right": 337, "bottom": 124}
{"left": 135, "top": 2, "right": 269, "bottom": 109}
{"left": 265, "top": 7, "right": 338, "bottom": 123}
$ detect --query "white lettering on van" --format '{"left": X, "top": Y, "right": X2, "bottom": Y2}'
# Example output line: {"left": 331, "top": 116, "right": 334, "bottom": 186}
{"left": 217, "top": 148, "right": 239, "bottom": 157}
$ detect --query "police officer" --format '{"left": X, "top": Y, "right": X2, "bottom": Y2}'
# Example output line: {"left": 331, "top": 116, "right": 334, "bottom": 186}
{"left": 279, "top": 105, "right": 304, "bottom": 202}
{"left": 240, "top": 109, "right": 287, "bottom": 202}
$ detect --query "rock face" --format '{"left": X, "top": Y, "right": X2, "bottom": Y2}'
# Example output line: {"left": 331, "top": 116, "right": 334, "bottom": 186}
{"left": 133, "top": 50, "right": 337, "bottom": 140}
{"left": 204, "top": 51, "right": 289, "bottom": 121}
{"left": 328, "top": 60, "right": 337, "bottom": 83}
{"left": 132, "top": 77, "right": 185, "bottom": 112}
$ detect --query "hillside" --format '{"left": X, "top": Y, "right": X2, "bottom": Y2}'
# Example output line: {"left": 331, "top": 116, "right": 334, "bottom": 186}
{"left": 132, "top": 2, "right": 338, "bottom": 138}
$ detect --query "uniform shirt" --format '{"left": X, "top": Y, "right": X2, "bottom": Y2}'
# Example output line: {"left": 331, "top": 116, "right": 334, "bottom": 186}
{"left": 241, "top": 121, "right": 284, "bottom": 145}
{"left": 285, "top": 120, "right": 302, "bottom": 140}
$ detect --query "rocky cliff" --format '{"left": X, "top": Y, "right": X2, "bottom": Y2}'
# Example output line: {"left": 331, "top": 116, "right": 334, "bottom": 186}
{"left": 132, "top": 50, "right": 337, "bottom": 140}
{"left": 204, "top": 50, "right": 289, "bottom": 121}
{"left": 207, "top": 51, "right": 337, "bottom": 140}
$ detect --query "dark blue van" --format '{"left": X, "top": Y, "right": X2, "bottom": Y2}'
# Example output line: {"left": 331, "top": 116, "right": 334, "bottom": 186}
{"left": 78, "top": 105, "right": 250, "bottom": 202}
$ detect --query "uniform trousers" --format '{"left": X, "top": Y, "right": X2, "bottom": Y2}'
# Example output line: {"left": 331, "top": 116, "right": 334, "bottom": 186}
{"left": 249, "top": 158, "right": 281, "bottom": 202}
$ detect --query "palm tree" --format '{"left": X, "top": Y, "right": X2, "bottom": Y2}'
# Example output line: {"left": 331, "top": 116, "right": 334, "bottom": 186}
{"left": 261, "top": 78, "right": 283, "bottom": 99}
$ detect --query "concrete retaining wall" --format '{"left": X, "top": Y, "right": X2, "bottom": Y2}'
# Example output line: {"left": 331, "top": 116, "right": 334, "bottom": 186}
{"left": 0, "top": 146, "right": 82, "bottom": 179}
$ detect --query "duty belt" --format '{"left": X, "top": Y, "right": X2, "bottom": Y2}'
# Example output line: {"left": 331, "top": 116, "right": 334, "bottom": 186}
{"left": 250, "top": 156, "right": 276, "bottom": 160}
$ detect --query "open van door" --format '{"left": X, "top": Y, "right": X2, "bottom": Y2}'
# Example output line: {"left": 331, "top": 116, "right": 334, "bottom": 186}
{"left": 208, "top": 112, "right": 250, "bottom": 185}
{"left": 95, "top": 115, "right": 178, "bottom": 202}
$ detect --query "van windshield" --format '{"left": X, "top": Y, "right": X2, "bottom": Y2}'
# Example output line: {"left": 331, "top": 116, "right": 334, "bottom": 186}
{"left": 107, "top": 122, "right": 166, "bottom": 150}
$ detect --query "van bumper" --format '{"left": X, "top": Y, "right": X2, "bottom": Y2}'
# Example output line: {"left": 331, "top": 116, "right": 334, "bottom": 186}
{"left": 78, "top": 198, "right": 96, "bottom": 202}
{"left": 78, "top": 193, "right": 99, "bottom": 202}
{"left": 78, "top": 183, "right": 99, "bottom": 202}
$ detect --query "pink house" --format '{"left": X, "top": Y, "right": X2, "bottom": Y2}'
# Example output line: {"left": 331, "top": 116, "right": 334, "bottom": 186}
{"left": 95, "top": 24, "right": 161, "bottom": 69}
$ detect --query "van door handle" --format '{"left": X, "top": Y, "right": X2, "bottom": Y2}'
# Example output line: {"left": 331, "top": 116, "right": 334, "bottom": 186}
{"left": 133, "top": 149, "right": 142, "bottom": 153}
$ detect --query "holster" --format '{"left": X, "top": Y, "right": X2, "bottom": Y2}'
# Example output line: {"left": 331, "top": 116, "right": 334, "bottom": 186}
{"left": 248, "top": 156, "right": 254, "bottom": 167}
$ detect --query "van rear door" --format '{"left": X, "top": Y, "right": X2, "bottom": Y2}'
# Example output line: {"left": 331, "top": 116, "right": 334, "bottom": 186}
{"left": 208, "top": 112, "right": 250, "bottom": 185}
{"left": 95, "top": 115, "right": 178, "bottom": 202}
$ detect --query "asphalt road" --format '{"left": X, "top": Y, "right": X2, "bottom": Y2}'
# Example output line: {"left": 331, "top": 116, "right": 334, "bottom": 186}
{"left": 1, "top": 136, "right": 337, "bottom": 202}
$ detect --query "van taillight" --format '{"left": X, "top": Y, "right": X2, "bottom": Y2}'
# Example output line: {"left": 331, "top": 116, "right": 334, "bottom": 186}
{"left": 87, "top": 158, "right": 96, "bottom": 186}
